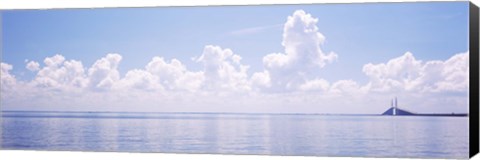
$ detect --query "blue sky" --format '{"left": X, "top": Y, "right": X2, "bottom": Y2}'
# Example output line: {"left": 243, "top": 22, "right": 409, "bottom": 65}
{"left": 0, "top": 2, "right": 471, "bottom": 113}
{"left": 3, "top": 2, "right": 468, "bottom": 82}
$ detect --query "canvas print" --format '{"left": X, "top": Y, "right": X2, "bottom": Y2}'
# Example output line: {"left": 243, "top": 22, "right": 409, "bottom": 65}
{"left": 0, "top": 2, "right": 473, "bottom": 159}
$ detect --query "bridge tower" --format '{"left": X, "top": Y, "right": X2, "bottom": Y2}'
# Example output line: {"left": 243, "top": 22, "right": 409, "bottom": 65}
{"left": 393, "top": 97, "right": 397, "bottom": 116}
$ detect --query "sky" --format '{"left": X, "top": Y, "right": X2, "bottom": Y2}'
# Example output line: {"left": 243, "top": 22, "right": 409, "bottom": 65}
{"left": 0, "top": 2, "right": 470, "bottom": 114}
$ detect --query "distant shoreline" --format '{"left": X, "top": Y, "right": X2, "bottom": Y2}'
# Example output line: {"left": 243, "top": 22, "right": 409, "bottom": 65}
{"left": 1, "top": 110, "right": 468, "bottom": 118}
{"left": 381, "top": 106, "right": 468, "bottom": 117}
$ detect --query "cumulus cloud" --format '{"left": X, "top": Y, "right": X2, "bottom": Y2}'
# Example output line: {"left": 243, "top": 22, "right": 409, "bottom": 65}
{"left": 362, "top": 51, "right": 469, "bottom": 93}
{"left": 1, "top": 62, "right": 16, "bottom": 91}
{"left": 88, "top": 53, "right": 122, "bottom": 91}
{"left": 0, "top": 51, "right": 469, "bottom": 113}
{"left": 330, "top": 80, "right": 365, "bottom": 95}
{"left": 146, "top": 57, "right": 185, "bottom": 83}
{"left": 196, "top": 45, "right": 250, "bottom": 92}
{"left": 299, "top": 78, "right": 330, "bottom": 92}
{"left": 144, "top": 56, "right": 205, "bottom": 92}
{"left": 250, "top": 71, "right": 271, "bottom": 90}
{"left": 26, "top": 60, "right": 40, "bottom": 71}
{"left": 257, "top": 10, "right": 338, "bottom": 91}
{"left": 116, "top": 69, "right": 163, "bottom": 91}
{"left": 280, "top": 10, "right": 337, "bottom": 68}
{"left": 436, "top": 52, "right": 469, "bottom": 92}
{"left": 363, "top": 52, "right": 422, "bottom": 92}
{"left": 32, "top": 55, "right": 88, "bottom": 90}
{"left": 174, "top": 71, "right": 204, "bottom": 92}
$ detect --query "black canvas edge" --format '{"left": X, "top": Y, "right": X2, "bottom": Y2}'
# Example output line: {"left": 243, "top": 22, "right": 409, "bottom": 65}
{"left": 470, "top": 1, "right": 479, "bottom": 158}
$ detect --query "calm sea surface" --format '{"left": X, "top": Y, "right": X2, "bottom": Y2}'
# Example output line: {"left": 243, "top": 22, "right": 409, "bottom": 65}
{"left": 1, "top": 111, "right": 469, "bottom": 158}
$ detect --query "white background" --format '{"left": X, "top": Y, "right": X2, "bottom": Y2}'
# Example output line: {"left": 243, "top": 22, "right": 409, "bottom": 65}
{"left": 0, "top": 0, "right": 479, "bottom": 159}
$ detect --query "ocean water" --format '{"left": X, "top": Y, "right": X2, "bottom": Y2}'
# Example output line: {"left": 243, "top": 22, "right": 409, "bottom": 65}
{"left": 0, "top": 111, "right": 469, "bottom": 159}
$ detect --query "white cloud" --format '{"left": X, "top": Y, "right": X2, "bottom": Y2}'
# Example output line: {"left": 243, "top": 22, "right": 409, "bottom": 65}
{"left": 175, "top": 71, "right": 204, "bottom": 92}
{"left": 44, "top": 54, "right": 65, "bottom": 67}
{"left": 26, "top": 60, "right": 40, "bottom": 71}
{"left": 145, "top": 56, "right": 204, "bottom": 92}
{"left": 32, "top": 55, "right": 88, "bottom": 90}
{"left": 196, "top": 45, "right": 250, "bottom": 92}
{"left": 87, "top": 53, "right": 122, "bottom": 91}
{"left": 362, "top": 52, "right": 422, "bottom": 92}
{"left": 330, "top": 79, "right": 364, "bottom": 95}
{"left": 63, "top": 60, "right": 89, "bottom": 88}
{"left": 362, "top": 51, "right": 469, "bottom": 93}
{"left": 1, "top": 62, "right": 16, "bottom": 91}
{"left": 0, "top": 51, "right": 469, "bottom": 113}
{"left": 436, "top": 52, "right": 469, "bottom": 92}
{"left": 116, "top": 69, "right": 163, "bottom": 91}
{"left": 146, "top": 57, "right": 186, "bottom": 89}
{"left": 258, "top": 10, "right": 338, "bottom": 91}
{"left": 299, "top": 78, "right": 329, "bottom": 92}
{"left": 250, "top": 71, "right": 271, "bottom": 90}
{"left": 280, "top": 9, "right": 338, "bottom": 68}
{"left": 228, "top": 24, "right": 282, "bottom": 36}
